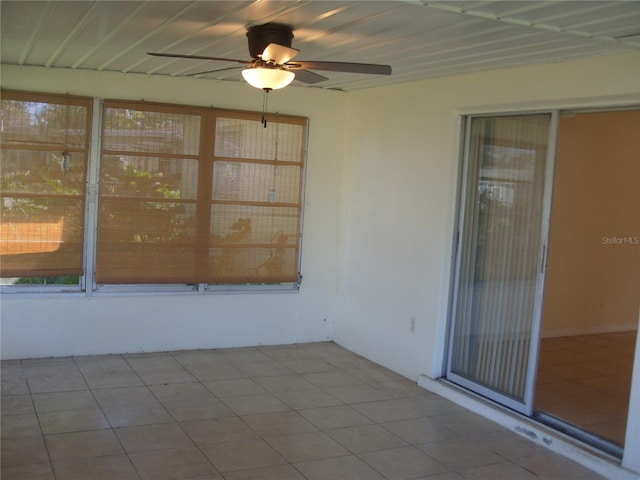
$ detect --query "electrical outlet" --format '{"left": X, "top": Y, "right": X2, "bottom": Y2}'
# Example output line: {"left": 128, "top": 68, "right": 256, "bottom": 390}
{"left": 409, "top": 316, "right": 416, "bottom": 333}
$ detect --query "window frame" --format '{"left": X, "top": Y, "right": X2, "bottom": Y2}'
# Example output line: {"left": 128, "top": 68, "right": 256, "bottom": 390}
{"left": 0, "top": 90, "right": 94, "bottom": 293}
{"left": 1, "top": 93, "right": 309, "bottom": 296}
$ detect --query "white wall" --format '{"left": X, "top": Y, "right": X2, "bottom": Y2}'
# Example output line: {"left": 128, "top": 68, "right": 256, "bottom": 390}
{"left": 335, "top": 52, "right": 640, "bottom": 383}
{"left": 335, "top": 52, "right": 640, "bottom": 473}
{"left": 0, "top": 65, "right": 347, "bottom": 358}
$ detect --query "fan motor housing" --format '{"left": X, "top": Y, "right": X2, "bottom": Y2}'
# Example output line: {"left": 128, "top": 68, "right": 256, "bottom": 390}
{"left": 247, "top": 23, "right": 294, "bottom": 58}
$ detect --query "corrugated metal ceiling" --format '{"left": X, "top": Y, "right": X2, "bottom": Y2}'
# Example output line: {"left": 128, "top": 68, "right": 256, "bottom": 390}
{"left": 1, "top": 1, "right": 639, "bottom": 91}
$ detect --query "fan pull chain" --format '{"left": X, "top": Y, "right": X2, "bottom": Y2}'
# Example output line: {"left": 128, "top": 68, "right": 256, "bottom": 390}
{"left": 261, "top": 89, "right": 270, "bottom": 128}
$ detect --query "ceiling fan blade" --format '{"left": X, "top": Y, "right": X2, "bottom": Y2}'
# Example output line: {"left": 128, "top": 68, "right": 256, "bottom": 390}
{"left": 148, "top": 52, "right": 250, "bottom": 65}
{"left": 188, "top": 65, "right": 244, "bottom": 77}
{"left": 262, "top": 43, "right": 299, "bottom": 64}
{"left": 292, "top": 69, "right": 329, "bottom": 84}
{"left": 287, "top": 61, "right": 391, "bottom": 75}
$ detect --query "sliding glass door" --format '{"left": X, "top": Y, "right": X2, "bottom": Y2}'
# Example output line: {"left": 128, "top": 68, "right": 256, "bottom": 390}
{"left": 447, "top": 113, "right": 555, "bottom": 415}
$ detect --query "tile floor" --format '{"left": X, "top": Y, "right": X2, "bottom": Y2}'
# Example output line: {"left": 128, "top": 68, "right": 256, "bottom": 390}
{"left": 535, "top": 331, "right": 637, "bottom": 446}
{"left": 2, "top": 342, "right": 607, "bottom": 479}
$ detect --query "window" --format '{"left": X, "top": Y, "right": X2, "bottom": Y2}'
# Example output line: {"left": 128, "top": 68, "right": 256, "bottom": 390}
{"left": 96, "top": 101, "right": 307, "bottom": 286}
{"left": 1, "top": 93, "right": 307, "bottom": 293}
{"left": 0, "top": 91, "right": 92, "bottom": 287}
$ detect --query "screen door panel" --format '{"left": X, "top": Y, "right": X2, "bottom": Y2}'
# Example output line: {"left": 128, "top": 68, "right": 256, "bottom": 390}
{"left": 448, "top": 113, "right": 552, "bottom": 414}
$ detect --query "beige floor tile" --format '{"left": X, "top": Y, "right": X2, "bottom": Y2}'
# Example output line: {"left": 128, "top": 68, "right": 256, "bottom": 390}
{"left": 32, "top": 390, "right": 97, "bottom": 413}
{"left": 359, "top": 446, "right": 450, "bottom": 479}
{"left": 222, "top": 464, "right": 306, "bottom": 480}
{"left": 27, "top": 375, "right": 88, "bottom": 394}
{"left": 302, "top": 371, "right": 364, "bottom": 388}
{"left": 129, "top": 446, "right": 220, "bottom": 480}
{"left": 260, "top": 346, "right": 318, "bottom": 362}
{"left": 299, "top": 405, "right": 373, "bottom": 430}
{"left": 21, "top": 358, "right": 75, "bottom": 368}
{"left": 115, "top": 423, "right": 194, "bottom": 453}
{"left": 185, "top": 364, "right": 245, "bottom": 381}
{"left": 182, "top": 416, "right": 259, "bottom": 445}
{"left": 295, "top": 455, "right": 386, "bottom": 480}
{"left": 52, "top": 454, "right": 139, "bottom": 480}
{"left": 2, "top": 341, "right": 612, "bottom": 480}
{"left": 302, "top": 343, "right": 355, "bottom": 358}
{"left": 0, "top": 362, "right": 26, "bottom": 379}
{"left": 73, "top": 355, "right": 132, "bottom": 374}
{"left": 203, "top": 378, "right": 267, "bottom": 397}
{"left": 516, "top": 453, "right": 608, "bottom": 479}
{"left": 39, "top": 407, "right": 110, "bottom": 434}
{"left": 418, "top": 439, "right": 504, "bottom": 470}
{"left": 24, "top": 362, "right": 81, "bottom": 378}
{"left": 1, "top": 413, "right": 42, "bottom": 438}
{"left": 412, "top": 473, "right": 465, "bottom": 480}
{"left": 241, "top": 411, "right": 318, "bottom": 436}
{"left": 125, "top": 354, "right": 182, "bottom": 371}
{"left": 215, "top": 349, "right": 273, "bottom": 365}
{"left": 282, "top": 358, "right": 338, "bottom": 374}
{"left": 102, "top": 402, "right": 174, "bottom": 427}
{"left": 326, "top": 423, "right": 409, "bottom": 454}
{"left": 82, "top": 371, "right": 144, "bottom": 389}
{"left": 382, "top": 417, "right": 459, "bottom": 445}
{"left": 467, "top": 430, "right": 547, "bottom": 460}
{"left": 200, "top": 437, "right": 286, "bottom": 472}
{"left": 255, "top": 374, "right": 317, "bottom": 393}
{"left": 375, "top": 380, "right": 426, "bottom": 399}
{"left": 161, "top": 397, "right": 234, "bottom": 421}
{"left": 460, "top": 461, "right": 539, "bottom": 480}
{"left": 171, "top": 350, "right": 227, "bottom": 366}
{"left": 274, "top": 388, "right": 343, "bottom": 409}
{"left": 1, "top": 394, "right": 35, "bottom": 415}
{"left": 1, "top": 378, "right": 30, "bottom": 395}
{"left": 221, "top": 393, "right": 290, "bottom": 415}
{"left": 325, "top": 384, "right": 392, "bottom": 404}
{"left": 432, "top": 411, "right": 505, "bottom": 436}
{"left": 399, "top": 394, "right": 465, "bottom": 416}
{"left": 352, "top": 399, "right": 422, "bottom": 423}
{"left": 235, "top": 361, "right": 295, "bottom": 377}
{"left": 1, "top": 462, "right": 55, "bottom": 480}
{"left": 92, "top": 385, "right": 158, "bottom": 407}
{"left": 326, "top": 356, "right": 378, "bottom": 370}
{"left": 1, "top": 436, "right": 51, "bottom": 467}
{"left": 149, "top": 382, "right": 214, "bottom": 402}
{"left": 137, "top": 369, "right": 197, "bottom": 385}
{"left": 348, "top": 367, "right": 403, "bottom": 384}
{"left": 265, "top": 431, "right": 349, "bottom": 463}
{"left": 46, "top": 429, "right": 124, "bottom": 461}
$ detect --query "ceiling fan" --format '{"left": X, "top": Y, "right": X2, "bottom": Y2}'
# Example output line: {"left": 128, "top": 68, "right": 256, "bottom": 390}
{"left": 148, "top": 23, "right": 392, "bottom": 90}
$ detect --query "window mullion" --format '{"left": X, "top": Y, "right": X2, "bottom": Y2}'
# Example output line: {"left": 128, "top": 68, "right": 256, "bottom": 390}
{"left": 83, "top": 98, "right": 103, "bottom": 295}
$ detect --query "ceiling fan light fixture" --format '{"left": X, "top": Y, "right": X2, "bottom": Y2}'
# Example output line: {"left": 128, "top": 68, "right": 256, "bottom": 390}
{"left": 242, "top": 66, "right": 295, "bottom": 90}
